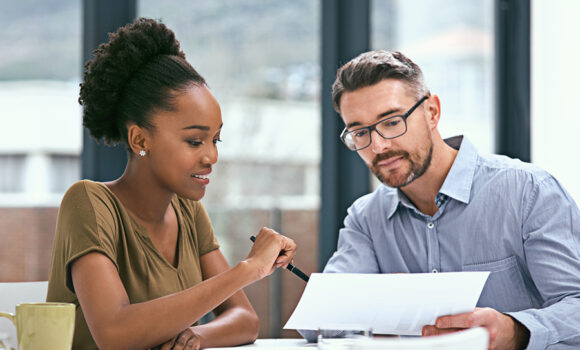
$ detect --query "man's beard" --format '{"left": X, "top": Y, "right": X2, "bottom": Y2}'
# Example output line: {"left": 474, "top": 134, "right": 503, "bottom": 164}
{"left": 371, "top": 143, "right": 433, "bottom": 188}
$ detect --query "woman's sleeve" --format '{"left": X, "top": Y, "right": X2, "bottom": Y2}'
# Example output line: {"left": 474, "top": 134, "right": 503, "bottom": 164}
{"left": 193, "top": 201, "right": 220, "bottom": 256}
{"left": 55, "top": 181, "right": 119, "bottom": 293}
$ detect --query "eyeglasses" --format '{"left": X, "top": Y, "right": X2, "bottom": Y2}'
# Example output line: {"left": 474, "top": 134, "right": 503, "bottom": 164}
{"left": 340, "top": 95, "right": 428, "bottom": 151}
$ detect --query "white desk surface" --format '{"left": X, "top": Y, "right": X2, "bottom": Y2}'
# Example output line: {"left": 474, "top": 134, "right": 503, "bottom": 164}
{"left": 204, "top": 338, "right": 315, "bottom": 349}
{"left": 202, "top": 327, "right": 488, "bottom": 350}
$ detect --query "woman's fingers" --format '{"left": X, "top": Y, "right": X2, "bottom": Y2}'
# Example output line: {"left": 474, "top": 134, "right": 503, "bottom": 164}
{"left": 248, "top": 228, "right": 296, "bottom": 278}
{"left": 169, "top": 328, "right": 201, "bottom": 350}
{"left": 158, "top": 336, "right": 176, "bottom": 350}
{"left": 275, "top": 237, "right": 296, "bottom": 267}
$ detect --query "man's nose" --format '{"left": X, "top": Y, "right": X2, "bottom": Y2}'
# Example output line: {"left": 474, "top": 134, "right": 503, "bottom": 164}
{"left": 369, "top": 129, "right": 392, "bottom": 154}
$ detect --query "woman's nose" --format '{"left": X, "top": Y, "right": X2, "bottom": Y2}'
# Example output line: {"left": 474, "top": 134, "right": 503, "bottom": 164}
{"left": 202, "top": 143, "right": 218, "bottom": 165}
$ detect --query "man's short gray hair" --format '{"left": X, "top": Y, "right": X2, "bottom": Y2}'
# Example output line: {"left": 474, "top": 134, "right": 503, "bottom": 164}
{"left": 332, "top": 50, "right": 430, "bottom": 114}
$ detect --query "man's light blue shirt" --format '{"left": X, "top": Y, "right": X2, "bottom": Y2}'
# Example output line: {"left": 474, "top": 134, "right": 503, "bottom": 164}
{"left": 310, "top": 136, "right": 580, "bottom": 349}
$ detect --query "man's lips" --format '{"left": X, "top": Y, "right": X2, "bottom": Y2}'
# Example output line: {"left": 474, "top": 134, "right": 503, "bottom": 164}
{"left": 376, "top": 156, "right": 404, "bottom": 169}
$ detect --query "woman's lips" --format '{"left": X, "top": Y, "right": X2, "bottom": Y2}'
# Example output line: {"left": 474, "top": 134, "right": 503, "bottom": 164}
{"left": 191, "top": 172, "right": 210, "bottom": 185}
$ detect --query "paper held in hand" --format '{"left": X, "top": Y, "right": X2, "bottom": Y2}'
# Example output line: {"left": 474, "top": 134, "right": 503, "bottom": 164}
{"left": 284, "top": 271, "right": 489, "bottom": 336}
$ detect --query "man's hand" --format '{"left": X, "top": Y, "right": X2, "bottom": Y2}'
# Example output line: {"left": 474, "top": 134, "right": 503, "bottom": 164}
{"left": 421, "top": 307, "right": 530, "bottom": 350}
{"left": 152, "top": 328, "right": 202, "bottom": 350}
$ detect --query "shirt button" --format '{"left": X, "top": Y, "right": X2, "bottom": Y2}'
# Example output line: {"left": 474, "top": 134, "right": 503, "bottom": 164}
{"left": 427, "top": 222, "right": 435, "bottom": 229}
{"left": 432, "top": 269, "right": 438, "bottom": 273}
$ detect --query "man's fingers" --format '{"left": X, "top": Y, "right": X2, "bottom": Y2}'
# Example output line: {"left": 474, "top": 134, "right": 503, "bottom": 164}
{"left": 422, "top": 325, "right": 463, "bottom": 337}
{"left": 435, "top": 311, "right": 479, "bottom": 329}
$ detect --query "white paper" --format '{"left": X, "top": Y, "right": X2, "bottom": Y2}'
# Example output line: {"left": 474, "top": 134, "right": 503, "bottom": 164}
{"left": 284, "top": 272, "right": 489, "bottom": 335}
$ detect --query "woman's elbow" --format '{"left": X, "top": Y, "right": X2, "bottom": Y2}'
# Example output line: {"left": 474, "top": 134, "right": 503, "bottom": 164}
{"left": 247, "top": 310, "right": 260, "bottom": 342}
{"left": 92, "top": 333, "right": 123, "bottom": 350}
{"left": 91, "top": 326, "right": 141, "bottom": 350}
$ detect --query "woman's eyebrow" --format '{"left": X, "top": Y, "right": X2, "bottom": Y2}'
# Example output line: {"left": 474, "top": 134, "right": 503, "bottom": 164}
{"left": 182, "top": 125, "right": 210, "bottom": 131}
{"left": 182, "top": 123, "right": 223, "bottom": 131}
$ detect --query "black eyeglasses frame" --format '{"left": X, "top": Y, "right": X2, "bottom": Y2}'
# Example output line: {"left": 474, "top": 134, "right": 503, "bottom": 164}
{"left": 340, "top": 95, "right": 429, "bottom": 151}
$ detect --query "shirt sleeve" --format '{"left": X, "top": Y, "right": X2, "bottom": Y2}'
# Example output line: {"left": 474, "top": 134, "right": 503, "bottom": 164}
{"left": 507, "top": 175, "right": 580, "bottom": 349}
{"left": 323, "top": 198, "right": 380, "bottom": 273}
{"left": 56, "top": 181, "right": 119, "bottom": 293}
{"left": 193, "top": 201, "right": 220, "bottom": 256}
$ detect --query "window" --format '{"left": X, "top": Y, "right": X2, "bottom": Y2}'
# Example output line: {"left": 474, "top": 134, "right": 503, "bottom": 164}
{"left": 0, "top": 155, "right": 26, "bottom": 192}
{"left": 531, "top": 0, "right": 580, "bottom": 204}
{"left": 139, "top": 0, "right": 320, "bottom": 337}
{"left": 49, "top": 154, "right": 81, "bottom": 193}
{"left": 0, "top": 1, "right": 82, "bottom": 206}
{"left": 0, "top": 1, "right": 81, "bottom": 283}
{"left": 372, "top": 0, "right": 495, "bottom": 154}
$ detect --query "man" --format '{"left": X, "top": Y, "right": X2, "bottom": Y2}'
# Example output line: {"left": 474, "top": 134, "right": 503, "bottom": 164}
{"left": 302, "top": 51, "right": 580, "bottom": 349}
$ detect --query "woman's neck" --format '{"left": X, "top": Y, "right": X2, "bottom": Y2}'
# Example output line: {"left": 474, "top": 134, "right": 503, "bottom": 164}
{"left": 105, "top": 159, "right": 174, "bottom": 224}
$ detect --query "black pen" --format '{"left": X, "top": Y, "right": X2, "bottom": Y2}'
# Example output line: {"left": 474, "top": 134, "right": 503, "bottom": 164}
{"left": 249, "top": 235, "right": 309, "bottom": 282}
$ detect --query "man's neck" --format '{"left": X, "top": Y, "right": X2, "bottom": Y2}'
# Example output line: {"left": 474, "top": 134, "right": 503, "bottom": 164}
{"left": 399, "top": 137, "right": 458, "bottom": 216}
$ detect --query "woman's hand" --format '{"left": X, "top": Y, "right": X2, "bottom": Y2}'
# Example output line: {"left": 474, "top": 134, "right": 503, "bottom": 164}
{"left": 244, "top": 227, "right": 296, "bottom": 280}
{"left": 152, "top": 328, "right": 202, "bottom": 350}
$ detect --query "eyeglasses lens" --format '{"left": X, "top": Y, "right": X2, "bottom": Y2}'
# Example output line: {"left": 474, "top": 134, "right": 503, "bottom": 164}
{"left": 344, "top": 116, "right": 406, "bottom": 151}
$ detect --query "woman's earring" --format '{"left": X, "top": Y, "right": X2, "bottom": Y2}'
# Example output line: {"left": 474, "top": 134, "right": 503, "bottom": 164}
{"left": 139, "top": 150, "right": 147, "bottom": 157}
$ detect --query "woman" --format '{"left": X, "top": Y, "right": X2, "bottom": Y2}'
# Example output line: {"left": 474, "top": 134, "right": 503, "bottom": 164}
{"left": 47, "top": 18, "right": 296, "bottom": 350}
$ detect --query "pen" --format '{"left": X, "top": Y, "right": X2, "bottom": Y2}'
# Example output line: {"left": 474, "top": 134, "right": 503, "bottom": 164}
{"left": 249, "top": 235, "right": 309, "bottom": 282}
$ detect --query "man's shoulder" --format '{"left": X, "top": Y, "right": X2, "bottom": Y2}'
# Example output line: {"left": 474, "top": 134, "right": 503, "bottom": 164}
{"left": 350, "top": 184, "right": 398, "bottom": 214}
{"left": 476, "top": 153, "right": 552, "bottom": 184}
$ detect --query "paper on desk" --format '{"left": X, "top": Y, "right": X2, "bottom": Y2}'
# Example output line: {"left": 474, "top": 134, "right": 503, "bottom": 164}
{"left": 284, "top": 272, "right": 489, "bottom": 336}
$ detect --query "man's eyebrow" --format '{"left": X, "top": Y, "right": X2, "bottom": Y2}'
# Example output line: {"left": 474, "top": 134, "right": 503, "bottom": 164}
{"left": 346, "top": 108, "right": 401, "bottom": 129}
{"left": 377, "top": 108, "right": 401, "bottom": 119}
{"left": 182, "top": 123, "right": 223, "bottom": 131}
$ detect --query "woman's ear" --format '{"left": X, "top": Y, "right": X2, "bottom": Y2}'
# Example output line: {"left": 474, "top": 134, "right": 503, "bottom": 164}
{"left": 127, "top": 124, "right": 149, "bottom": 156}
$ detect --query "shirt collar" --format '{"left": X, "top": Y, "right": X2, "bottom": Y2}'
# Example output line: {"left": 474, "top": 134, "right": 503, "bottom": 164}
{"left": 438, "top": 135, "right": 477, "bottom": 204}
{"left": 385, "top": 135, "right": 478, "bottom": 218}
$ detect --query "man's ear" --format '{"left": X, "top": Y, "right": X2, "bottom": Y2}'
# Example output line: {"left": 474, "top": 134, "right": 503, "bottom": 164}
{"left": 425, "top": 94, "right": 441, "bottom": 130}
{"left": 127, "top": 124, "right": 150, "bottom": 156}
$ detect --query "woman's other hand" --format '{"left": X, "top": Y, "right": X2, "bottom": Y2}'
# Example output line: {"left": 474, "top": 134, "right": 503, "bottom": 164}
{"left": 244, "top": 227, "right": 296, "bottom": 280}
{"left": 152, "top": 328, "right": 202, "bottom": 350}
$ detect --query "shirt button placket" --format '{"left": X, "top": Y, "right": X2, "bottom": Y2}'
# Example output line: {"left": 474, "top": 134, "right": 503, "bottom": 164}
{"left": 426, "top": 221, "right": 440, "bottom": 273}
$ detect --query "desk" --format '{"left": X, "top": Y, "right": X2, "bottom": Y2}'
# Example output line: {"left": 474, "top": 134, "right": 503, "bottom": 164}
{"left": 204, "top": 338, "right": 315, "bottom": 349}
{"left": 203, "top": 328, "right": 488, "bottom": 350}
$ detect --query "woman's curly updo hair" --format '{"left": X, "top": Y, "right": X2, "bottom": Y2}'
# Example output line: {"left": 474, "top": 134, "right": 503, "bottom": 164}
{"left": 79, "top": 17, "right": 206, "bottom": 145}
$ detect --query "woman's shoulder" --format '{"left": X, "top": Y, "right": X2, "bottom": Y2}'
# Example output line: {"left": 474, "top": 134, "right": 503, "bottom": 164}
{"left": 173, "top": 195, "right": 204, "bottom": 221}
{"left": 60, "top": 180, "right": 118, "bottom": 217}
{"left": 173, "top": 196, "right": 215, "bottom": 234}
{"left": 174, "top": 196, "right": 219, "bottom": 255}
{"left": 64, "top": 179, "right": 107, "bottom": 195}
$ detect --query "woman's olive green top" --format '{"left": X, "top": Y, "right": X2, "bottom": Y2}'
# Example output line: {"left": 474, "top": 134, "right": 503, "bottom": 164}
{"left": 47, "top": 180, "right": 220, "bottom": 349}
